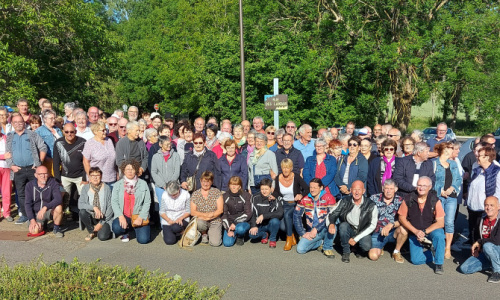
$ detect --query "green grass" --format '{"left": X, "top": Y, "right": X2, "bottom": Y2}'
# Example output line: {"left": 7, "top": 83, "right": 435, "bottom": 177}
{"left": 0, "top": 258, "right": 225, "bottom": 299}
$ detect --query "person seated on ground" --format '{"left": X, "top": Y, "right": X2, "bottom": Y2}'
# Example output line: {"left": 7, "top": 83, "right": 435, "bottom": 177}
{"left": 272, "top": 158, "right": 309, "bottom": 251}
{"left": 294, "top": 178, "right": 336, "bottom": 258}
{"left": 159, "top": 181, "right": 191, "bottom": 245}
{"left": 190, "top": 171, "right": 224, "bottom": 246}
{"left": 459, "top": 196, "right": 500, "bottom": 283}
{"left": 398, "top": 176, "right": 446, "bottom": 274}
{"left": 328, "top": 180, "right": 377, "bottom": 263}
{"left": 77, "top": 167, "right": 113, "bottom": 241}
{"left": 367, "top": 139, "right": 399, "bottom": 197}
{"left": 249, "top": 178, "right": 283, "bottom": 248}
{"left": 111, "top": 159, "right": 151, "bottom": 244}
{"left": 368, "top": 179, "right": 408, "bottom": 263}
{"left": 25, "top": 166, "right": 64, "bottom": 237}
{"left": 222, "top": 176, "right": 253, "bottom": 247}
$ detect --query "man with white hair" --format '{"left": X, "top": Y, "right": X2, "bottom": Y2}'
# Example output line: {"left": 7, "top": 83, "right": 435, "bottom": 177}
{"left": 127, "top": 106, "right": 139, "bottom": 122}
{"left": 87, "top": 107, "right": 99, "bottom": 124}
{"left": 286, "top": 121, "right": 297, "bottom": 138}
{"left": 428, "top": 122, "right": 451, "bottom": 158}
{"left": 107, "top": 116, "right": 119, "bottom": 133}
{"left": 194, "top": 117, "right": 206, "bottom": 135}
{"left": 293, "top": 124, "right": 314, "bottom": 161}
{"left": 113, "top": 109, "right": 124, "bottom": 119}
{"left": 115, "top": 121, "right": 148, "bottom": 176}
{"left": 252, "top": 116, "right": 265, "bottom": 134}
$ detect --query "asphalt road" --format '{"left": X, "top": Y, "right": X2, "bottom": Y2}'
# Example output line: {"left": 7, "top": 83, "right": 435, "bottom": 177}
{"left": 0, "top": 205, "right": 496, "bottom": 299}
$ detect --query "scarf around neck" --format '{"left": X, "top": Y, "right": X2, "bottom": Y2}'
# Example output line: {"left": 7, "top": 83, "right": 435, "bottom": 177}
{"left": 90, "top": 182, "right": 103, "bottom": 209}
{"left": 124, "top": 176, "right": 138, "bottom": 194}
{"left": 382, "top": 156, "right": 395, "bottom": 185}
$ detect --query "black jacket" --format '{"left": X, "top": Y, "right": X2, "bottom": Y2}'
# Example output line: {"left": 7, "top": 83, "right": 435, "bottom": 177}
{"left": 180, "top": 149, "right": 222, "bottom": 189}
{"left": 478, "top": 216, "right": 500, "bottom": 247}
{"left": 329, "top": 196, "right": 376, "bottom": 234}
{"left": 367, "top": 156, "right": 399, "bottom": 197}
{"left": 272, "top": 173, "right": 309, "bottom": 200}
{"left": 392, "top": 155, "right": 435, "bottom": 197}
{"left": 250, "top": 194, "right": 284, "bottom": 227}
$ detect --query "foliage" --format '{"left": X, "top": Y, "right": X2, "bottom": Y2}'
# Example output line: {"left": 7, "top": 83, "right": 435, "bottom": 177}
{"left": 0, "top": 258, "right": 225, "bottom": 299}
{"left": 0, "top": 0, "right": 120, "bottom": 111}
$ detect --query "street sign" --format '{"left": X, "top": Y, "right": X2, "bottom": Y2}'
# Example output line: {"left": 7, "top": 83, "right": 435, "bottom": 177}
{"left": 154, "top": 103, "right": 159, "bottom": 111}
{"left": 264, "top": 94, "right": 288, "bottom": 110}
{"left": 122, "top": 104, "right": 128, "bottom": 111}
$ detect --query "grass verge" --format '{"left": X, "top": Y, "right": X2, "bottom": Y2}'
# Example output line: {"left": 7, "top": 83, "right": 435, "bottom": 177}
{"left": 0, "top": 258, "right": 225, "bottom": 299}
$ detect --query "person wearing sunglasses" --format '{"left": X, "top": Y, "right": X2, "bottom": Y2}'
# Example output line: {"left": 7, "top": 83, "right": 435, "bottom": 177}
{"left": 53, "top": 123, "right": 87, "bottom": 205}
{"left": 334, "top": 136, "right": 368, "bottom": 199}
{"left": 265, "top": 126, "right": 277, "bottom": 150}
{"left": 432, "top": 142, "right": 463, "bottom": 259}
{"left": 367, "top": 139, "right": 399, "bottom": 197}
{"left": 180, "top": 132, "right": 222, "bottom": 191}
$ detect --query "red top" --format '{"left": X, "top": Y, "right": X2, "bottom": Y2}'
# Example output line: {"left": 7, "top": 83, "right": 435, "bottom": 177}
{"left": 482, "top": 218, "right": 497, "bottom": 239}
{"left": 123, "top": 193, "right": 136, "bottom": 218}
{"left": 315, "top": 160, "right": 330, "bottom": 194}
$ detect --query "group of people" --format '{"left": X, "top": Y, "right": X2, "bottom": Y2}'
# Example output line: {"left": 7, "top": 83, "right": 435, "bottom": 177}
{"left": 0, "top": 98, "right": 499, "bottom": 282}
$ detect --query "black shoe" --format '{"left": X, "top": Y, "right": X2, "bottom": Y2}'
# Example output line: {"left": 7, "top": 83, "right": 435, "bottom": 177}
{"left": 435, "top": 264, "right": 444, "bottom": 275}
{"left": 488, "top": 272, "right": 500, "bottom": 283}
{"left": 342, "top": 253, "right": 350, "bottom": 263}
{"left": 236, "top": 238, "right": 245, "bottom": 246}
{"left": 354, "top": 251, "right": 365, "bottom": 259}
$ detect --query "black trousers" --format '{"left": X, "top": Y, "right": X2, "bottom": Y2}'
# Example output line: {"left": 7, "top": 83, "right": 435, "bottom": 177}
{"left": 79, "top": 209, "right": 112, "bottom": 241}
{"left": 14, "top": 167, "right": 35, "bottom": 216}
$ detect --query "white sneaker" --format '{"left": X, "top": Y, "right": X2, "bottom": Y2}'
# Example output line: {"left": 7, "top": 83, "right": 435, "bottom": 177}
{"left": 121, "top": 234, "right": 129, "bottom": 242}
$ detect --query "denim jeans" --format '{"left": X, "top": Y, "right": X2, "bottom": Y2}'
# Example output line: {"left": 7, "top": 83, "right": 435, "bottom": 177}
{"left": 249, "top": 218, "right": 281, "bottom": 242}
{"left": 112, "top": 216, "right": 151, "bottom": 244}
{"left": 162, "top": 220, "right": 188, "bottom": 245}
{"left": 460, "top": 242, "right": 500, "bottom": 274}
{"left": 280, "top": 202, "right": 296, "bottom": 236}
{"left": 439, "top": 196, "right": 457, "bottom": 233}
{"left": 296, "top": 227, "right": 335, "bottom": 254}
{"left": 223, "top": 222, "right": 250, "bottom": 247}
{"left": 338, "top": 222, "right": 372, "bottom": 254}
{"left": 408, "top": 229, "right": 445, "bottom": 265}
{"left": 154, "top": 186, "right": 165, "bottom": 210}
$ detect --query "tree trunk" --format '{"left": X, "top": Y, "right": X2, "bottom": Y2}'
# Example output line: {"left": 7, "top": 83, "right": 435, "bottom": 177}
{"left": 450, "top": 84, "right": 462, "bottom": 130}
{"left": 391, "top": 64, "right": 418, "bottom": 132}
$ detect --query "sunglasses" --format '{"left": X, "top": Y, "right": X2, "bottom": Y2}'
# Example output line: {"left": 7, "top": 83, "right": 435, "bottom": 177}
{"left": 119, "top": 126, "right": 126, "bottom": 129}
{"left": 267, "top": 132, "right": 275, "bottom": 135}
{"left": 348, "top": 143, "right": 358, "bottom": 147}
{"left": 384, "top": 147, "right": 395, "bottom": 152}
{"left": 108, "top": 123, "right": 117, "bottom": 126}
{"left": 193, "top": 142, "right": 204, "bottom": 145}
{"left": 64, "top": 131, "right": 76, "bottom": 134}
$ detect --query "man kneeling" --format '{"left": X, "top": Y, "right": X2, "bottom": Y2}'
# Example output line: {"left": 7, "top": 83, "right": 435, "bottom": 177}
{"left": 368, "top": 179, "right": 408, "bottom": 263}
{"left": 25, "top": 166, "right": 64, "bottom": 237}
{"left": 459, "top": 196, "right": 500, "bottom": 283}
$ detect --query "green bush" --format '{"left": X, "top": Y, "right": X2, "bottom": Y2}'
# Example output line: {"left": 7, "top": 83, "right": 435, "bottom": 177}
{"left": 0, "top": 258, "right": 225, "bottom": 299}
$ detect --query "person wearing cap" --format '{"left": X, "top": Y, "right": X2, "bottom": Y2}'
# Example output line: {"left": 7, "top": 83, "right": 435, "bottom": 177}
{"left": 357, "top": 128, "right": 369, "bottom": 139}
{"left": 163, "top": 112, "right": 175, "bottom": 130}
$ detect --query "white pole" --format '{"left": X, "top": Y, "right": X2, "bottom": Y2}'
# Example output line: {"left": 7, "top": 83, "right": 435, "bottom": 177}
{"left": 273, "top": 78, "right": 279, "bottom": 128}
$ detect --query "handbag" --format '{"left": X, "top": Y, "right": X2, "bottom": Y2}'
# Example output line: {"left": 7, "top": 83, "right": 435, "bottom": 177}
{"left": 186, "top": 153, "right": 205, "bottom": 192}
{"left": 128, "top": 193, "right": 150, "bottom": 227}
{"left": 178, "top": 217, "right": 201, "bottom": 248}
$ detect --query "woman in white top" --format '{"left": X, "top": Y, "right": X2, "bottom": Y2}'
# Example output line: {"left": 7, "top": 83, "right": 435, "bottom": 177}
{"left": 0, "top": 126, "right": 12, "bottom": 221}
{"left": 159, "top": 181, "right": 191, "bottom": 245}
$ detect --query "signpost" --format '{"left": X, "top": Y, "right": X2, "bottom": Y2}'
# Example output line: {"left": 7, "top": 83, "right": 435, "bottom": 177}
{"left": 154, "top": 103, "right": 159, "bottom": 112}
{"left": 264, "top": 78, "right": 288, "bottom": 128}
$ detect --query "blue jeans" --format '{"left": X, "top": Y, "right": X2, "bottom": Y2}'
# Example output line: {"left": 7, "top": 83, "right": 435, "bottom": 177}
{"left": 105, "top": 181, "right": 116, "bottom": 191}
{"left": 296, "top": 227, "right": 335, "bottom": 254}
{"left": 338, "top": 222, "right": 372, "bottom": 254}
{"left": 112, "top": 216, "right": 151, "bottom": 244}
{"left": 154, "top": 186, "right": 165, "bottom": 210}
{"left": 408, "top": 229, "right": 445, "bottom": 265}
{"left": 460, "top": 242, "right": 500, "bottom": 274}
{"left": 439, "top": 196, "right": 457, "bottom": 233}
{"left": 280, "top": 202, "right": 296, "bottom": 236}
{"left": 223, "top": 222, "right": 250, "bottom": 247}
{"left": 249, "top": 218, "right": 280, "bottom": 242}
{"left": 371, "top": 229, "right": 397, "bottom": 249}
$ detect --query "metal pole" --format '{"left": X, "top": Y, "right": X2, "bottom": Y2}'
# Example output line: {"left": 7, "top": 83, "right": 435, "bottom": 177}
{"left": 239, "top": 0, "right": 246, "bottom": 120}
{"left": 273, "top": 78, "right": 279, "bottom": 128}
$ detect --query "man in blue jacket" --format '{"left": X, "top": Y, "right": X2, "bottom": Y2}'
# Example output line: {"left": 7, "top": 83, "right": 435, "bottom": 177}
{"left": 25, "top": 166, "right": 64, "bottom": 237}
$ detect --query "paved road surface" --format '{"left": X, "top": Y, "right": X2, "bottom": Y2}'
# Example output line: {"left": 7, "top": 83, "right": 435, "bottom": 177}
{"left": 0, "top": 205, "right": 496, "bottom": 299}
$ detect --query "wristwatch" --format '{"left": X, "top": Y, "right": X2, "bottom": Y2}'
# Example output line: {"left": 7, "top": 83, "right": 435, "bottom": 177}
{"left": 423, "top": 229, "right": 427, "bottom": 235}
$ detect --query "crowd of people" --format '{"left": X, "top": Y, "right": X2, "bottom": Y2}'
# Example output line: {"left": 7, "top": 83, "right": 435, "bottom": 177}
{"left": 1, "top": 98, "right": 500, "bottom": 282}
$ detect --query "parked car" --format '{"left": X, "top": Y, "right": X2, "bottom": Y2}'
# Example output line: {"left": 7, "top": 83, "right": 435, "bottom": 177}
{"left": 422, "top": 127, "right": 457, "bottom": 142}
{"left": 458, "top": 136, "right": 500, "bottom": 162}
{"left": 494, "top": 127, "right": 500, "bottom": 136}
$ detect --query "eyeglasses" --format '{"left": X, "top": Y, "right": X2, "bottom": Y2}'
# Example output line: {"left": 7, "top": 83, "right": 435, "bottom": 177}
{"left": 193, "top": 142, "right": 204, "bottom": 145}
{"left": 403, "top": 143, "right": 414, "bottom": 146}
{"left": 89, "top": 174, "right": 101, "bottom": 178}
{"left": 447, "top": 146, "right": 454, "bottom": 149}
{"left": 119, "top": 126, "right": 126, "bottom": 129}
{"left": 100, "top": 129, "right": 107, "bottom": 132}
{"left": 64, "top": 131, "right": 75, "bottom": 134}
{"left": 348, "top": 143, "right": 358, "bottom": 147}
{"left": 387, "top": 134, "right": 399, "bottom": 138}
{"left": 108, "top": 123, "right": 117, "bottom": 126}
{"left": 267, "top": 132, "right": 275, "bottom": 135}
{"left": 286, "top": 126, "right": 295, "bottom": 129}
{"left": 384, "top": 147, "right": 395, "bottom": 152}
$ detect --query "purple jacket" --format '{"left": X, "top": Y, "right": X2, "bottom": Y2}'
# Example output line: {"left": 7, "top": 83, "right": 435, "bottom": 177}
{"left": 24, "top": 177, "right": 62, "bottom": 221}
